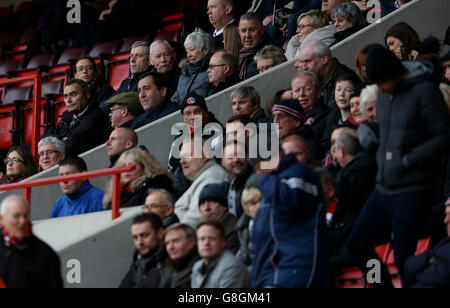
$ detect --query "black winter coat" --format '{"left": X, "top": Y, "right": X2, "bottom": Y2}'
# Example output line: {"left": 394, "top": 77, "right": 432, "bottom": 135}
{"left": 53, "top": 103, "right": 111, "bottom": 156}
{"left": 88, "top": 77, "right": 115, "bottom": 108}
{"left": 0, "top": 233, "right": 63, "bottom": 288}
{"left": 158, "top": 249, "right": 200, "bottom": 288}
{"left": 376, "top": 61, "right": 450, "bottom": 192}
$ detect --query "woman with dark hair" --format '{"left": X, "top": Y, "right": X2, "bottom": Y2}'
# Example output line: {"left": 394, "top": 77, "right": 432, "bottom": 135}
{"left": 385, "top": 22, "right": 420, "bottom": 60}
{"left": 73, "top": 56, "right": 115, "bottom": 108}
{"left": 3, "top": 146, "right": 38, "bottom": 184}
{"left": 355, "top": 44, "right": 379, "bottom": 81}
{"left": 0, "top": 157, "right": 6, "bottom": 183}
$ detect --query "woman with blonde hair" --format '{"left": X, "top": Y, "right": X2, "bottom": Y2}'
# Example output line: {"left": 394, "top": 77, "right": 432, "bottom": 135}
{"left": 103, "top": 148, "right": 173, "bottom": 209}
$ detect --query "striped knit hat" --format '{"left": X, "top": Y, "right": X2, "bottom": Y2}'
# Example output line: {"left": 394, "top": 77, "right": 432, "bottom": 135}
{"left": 272, "top": 99, "right": 306, "bottom": 123}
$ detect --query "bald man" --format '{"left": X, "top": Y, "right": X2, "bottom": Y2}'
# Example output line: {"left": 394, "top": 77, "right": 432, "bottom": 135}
{"left": 0, "top": 196, "right": 63, "bottom": 288}
{"left": 106, "top": 127, "right": 138, "bottom": 167}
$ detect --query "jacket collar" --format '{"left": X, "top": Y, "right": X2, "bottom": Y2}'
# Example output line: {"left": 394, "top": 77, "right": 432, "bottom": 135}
{"left": 66, "top": 181, "right": 92, "bottom": 200}
{"left": 190, "top": 160, "right": 217, "bottom": 181}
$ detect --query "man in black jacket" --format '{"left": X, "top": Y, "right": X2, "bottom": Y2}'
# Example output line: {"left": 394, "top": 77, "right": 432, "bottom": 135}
{"left": 207, "top": 0, "right": 237, "bottom": 50}
{"left": 0, "top": 196, "right": 62, "bottom": 288}
{"left": 54, "top": 79, "right": 110, "bottom": 157}
{"left": 206, "top": 50, "right": 240, "bottom": 97}
{"left": 120, "top": 213, "right": 166, "bottom": 288}
{"left": 345, "top": 45, "right": 450, "bottom": 288}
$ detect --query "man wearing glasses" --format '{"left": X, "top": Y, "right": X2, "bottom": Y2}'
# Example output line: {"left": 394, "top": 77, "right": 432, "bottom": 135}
{"left": 38, "top": 137, "right": 66, "bottom": 171}
{"left": 206, "top": 50, "right": 240, "bottom": 97}
{"left": 104, "top": 92, "right": 144, "bottom": 129}
{"left": 144, "top": 189, "right": 179, "bottom": 228}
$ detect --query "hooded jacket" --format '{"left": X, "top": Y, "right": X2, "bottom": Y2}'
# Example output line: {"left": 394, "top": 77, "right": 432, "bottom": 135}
{"left": 251, "top": 154, "right": 329, "bottom": 288}
{"left": 376, "top": 60, "right": 450, "bottom": 193}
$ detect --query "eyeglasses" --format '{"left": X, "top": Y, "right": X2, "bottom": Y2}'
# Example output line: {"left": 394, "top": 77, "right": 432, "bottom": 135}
{"left": 183, "top": 109, "right": 204, "bottom": 117}
{"left": 297, "top": 24, "right": 312, "bottom": 31}
{"left": 76, "top": 65, "right": 94, "bottom": 72}
{"left": 4, "top": 158, "right": 24, "bottom": 164}
{"left": 109, "top": 107, "right": 124, "bottom": 113}
{"left": 208, "top": 64, "right": 227, "bottom": 69}
{"left": 258, "top": 63, "right": 275, "bottom": 73}
{"left": 38, "top": 150, "right": 60, "bottom": 158}
{"left": 146, "top": 203, "right": 168, "bottom": 209}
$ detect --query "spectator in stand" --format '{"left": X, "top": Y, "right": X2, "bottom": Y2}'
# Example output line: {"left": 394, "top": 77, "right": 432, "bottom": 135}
{"left": 120, "top": 213, "right": 165, "bottom": 288}
{"left": 352, "top": 0, "right": 370, "bottom": 17}
{"left": 254, "top": 45, "right": 287, "bottom": 74}
{"left": 169, "top": 94, "right": 222, "bottom": 199}
{"left": 359, "top": 84, "right": 378, "bottom": 124}
{"left": 345, "top": 45, "right": 450, "bottom": 288}
{"left": 385, "top": 22, "right": 420, "bottom": 61}
{"left": 174, "top": 137, "right": 228, "bottom": 229}
{"left": 73, "top": 56, "right": 115, "bottom": 108}
{"left": 230, "top": 86, "right": 267, "bottom": 123}
{"left": 282, "top": 134, "right": 318, "bottom": 167}
{"left": 251, "top": 151, "right": 329, "bottom": 288}
{"left": 285, "top": 9, "right": 330, "bottom": 60}
{"left": 322, "top": 73, "right": 361, "bottom": 147}
{"left": 328, "top": 128, "right": 377, "bottom": 265}
{"left": 355, "top": 44, "right": 378, "bottom": 82}
{"left": 266, "top": 88, "right": 293, "bottom": 116}
{"left": 295, "top": 41, "right": 360, "bottom": 107}
{"left": 348, "top": 84, "right": 366, "bottom": 126}
{"left": 50, "top": 157, "right": 104, "bottom": 218}
{"left": 38, "top": 137, "right": 66, "bottom": 171}
{"left": 106, "top": 127, "right": 138, "bottom": 168}
{"left": 100, "top": 41, "right": 152, "bottom": 114}
{"left": 3, "top": 146, "right": 38, "bottom": 184}
{"left": 130, "top": 72, "right": 180, "bottom": 130}
{"left": 330, "top": 2, "right": 367, "bottom": 44}
{"left": 224, "top": 115, "right": 255, "bottom": 146}
{"left": 441, "top": 51, "right": 450, "bottom": 84}
{"left": 272, "top": 99, "right": 306, "bottom": 140}
{"left": 207, "top": 0, "right": 237, "bottom": 50}
{"left": 191, "top": 220, "right": 250, "bottom": 288}
{"left": 103, "top": 148, "right": 173, "bottom": 210}
{"left": 236, "top": 175, "right": 263, "bottom": 267}
{"left": 199, "top": 183, "right": 240, "bottom": 253}
{"left": 149, "top": 40, "right": 181, "bottom": 100}
{"left": 262, "top": 0, "right": 323, "bottom": 47}
{"left": 223, "top": 23, "right": 242, "bottom": 60}
{"left": 144, "top": 189, "right": 179, "bottom": 228}
{"left": 104, "top": 92, "right": 144, "bottom": 129}
{"left": 54, "top": 79, "right": 110, "bottom": 157}
{"left": 380, "top": 0, "right": 413, "bottom": 18}
{"left": 171, "top": 29, "right": 215, "bottom": 106}
{"left": 206, "top": 50, "right": 240, "bottom": 97}
{"left": 221, "top": 141, "right": 254, "bottom": 218}
{"left": 0, "top": 196, "right": 63, "bottom": 288}
{"left": 159, "top": 223, "right": 200, "bottom": 288}
{"left": 237, "top": 13, "right": 267, "bottom": 80}
{"left": 291, "top": 71, "right": 331, "bottom": 148}
{"left": 404, "top": 201, "right": 450, "bottom": 288}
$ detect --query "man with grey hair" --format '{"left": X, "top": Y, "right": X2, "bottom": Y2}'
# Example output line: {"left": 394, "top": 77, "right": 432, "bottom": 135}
{"left": 0, "top": 196, "right": 63, "bottom": 288}
{"left": 207, "top": 0, "right": 237, "bottom": 50}
{"left": 295, "top": 40, "right": 360, "bottom": 106}
{"left": 230, "top": 86, "right": 267, "bottom": 123}
{"left": 206, "top": 50, "right": 240, "bottom": 97}
{"left": 38, "top": 136, "right": 66, "bottom": 171}
{"left": 149, "top": 40, "right": 180, "bottom": 99}
{"left": 254, "top": 45, "right": 287, "bottom": 74}
{"left": 144, "top": 189, "right": 179, "bottom": 228}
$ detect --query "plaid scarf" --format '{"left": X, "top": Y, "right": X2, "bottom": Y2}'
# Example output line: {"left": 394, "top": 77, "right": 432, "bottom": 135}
{"left": 239, "top": 47, "right": 257, "bottom": 80}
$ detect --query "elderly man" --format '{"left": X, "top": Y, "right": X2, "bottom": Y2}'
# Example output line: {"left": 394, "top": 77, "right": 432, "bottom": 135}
{"left": 144, "top": 189, "right": 179, "bottom": 228}
{"left": 174, "top": 137, "right": 228, "bottom": 229}
{"left": 295, "top": 40, "right": 360, "bottom": 106}
{"left": 50, "top": 157, "right": 104, "bottom": 218}
{"left": 254, "top": 45, "right": 287, "bottom": 74}
{"left": 238, "top": 13, "right": 267, "bottom": 80}
{"left": 0, "top": 196, "right": 63, "bottom": 288}
{"left": 130, "top": 72, "right": 180, "bottom": 130}
{"left": 230, "top": 86, "right": 267, "bottom": 123}
{"left": 53, "top": 79, "right": 110, "bottom": 157}
{"left": 159, "top": 223, "right": 200, "bottom": 288}
{"left": 104, "top": 92, "right": 144, "bottom": 129}
{"left": 149, "top": 40, "right": 180, "bottom": 99}
{"left": 106, "top": 127, "right": 138, "bottom": 167}
{"left": 38, "top": 136, "right": 66, "bottom": 171}
{"left": 206, "top": 50, "right": 240, "bottom": 97}
{"left": 191, "top": 220, "right": 250, "bottom": 288}
{"left": 207, "top": 0, "right": 236, "bottom": 50}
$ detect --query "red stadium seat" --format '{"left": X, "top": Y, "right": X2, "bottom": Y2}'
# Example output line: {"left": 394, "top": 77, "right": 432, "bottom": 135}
{"left": 0, "top": 5, "right": 13, "bottom": 18}
{"left": 21, "top": 100, "right": 46, "bottom": 145}
{"left": 14, "top": 53, "right": 57, "bottom": 87}
{"left": 107, "top": 59, "right": 129, "bottom": 91}
{"left": 2, "top": 86, "right": 32, "bottom": 105}
{"left": 0, "top": 104, "right": 17, "bottom": 149}
{"left": 10, "top": 27, "right": 37, "bottom": 61}
{"left": 153, "top": 29, "right": 182, "bottom": 45}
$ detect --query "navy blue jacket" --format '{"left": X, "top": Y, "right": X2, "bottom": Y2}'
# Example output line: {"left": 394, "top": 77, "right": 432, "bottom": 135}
{"left": 129, "top": 99, "right": 180, "bottom": 130}
{"left": 251, "top": 154, "right": 329, "bottom": 288}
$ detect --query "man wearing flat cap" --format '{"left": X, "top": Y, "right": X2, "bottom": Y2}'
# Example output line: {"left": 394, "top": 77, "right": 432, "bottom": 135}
{"left": 104, "top": 92, "right": 144, "bottom": 129}
{"left": 130, "top": 71, "right": 180, "bottom": 130}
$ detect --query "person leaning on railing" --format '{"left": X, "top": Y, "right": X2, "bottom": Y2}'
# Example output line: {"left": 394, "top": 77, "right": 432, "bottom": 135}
{"left": 102, "top": 148, "right": 173, "bottom": 210}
